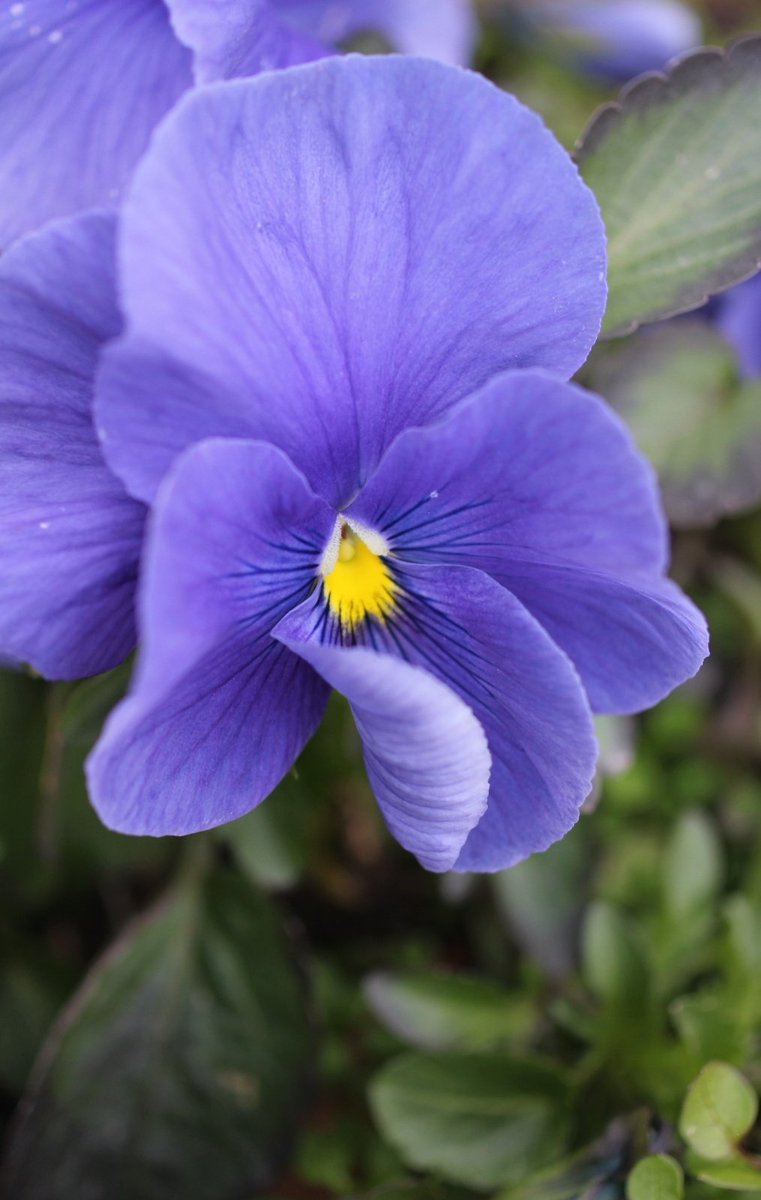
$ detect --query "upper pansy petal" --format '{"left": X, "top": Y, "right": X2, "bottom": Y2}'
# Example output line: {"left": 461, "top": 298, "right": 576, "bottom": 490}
{"left": 277, "top": 0, "right": 477, "bottom": 65}
{"left": 274, "top": 623, "right": 491, "bottom": 872}
{"left": 96, "top": 56, "right": 606, "bottom": 508}
{"left": 0, "top": 212, "right": 145, "bottom": 679}
{"left": 0, "top": 0, "right": 191, "bottom": 246}
{"left": 349, "top": 370, "right": 667, "bottom": 577}
{"left": 166, "top": 0, "right": 330, "bottom": 84}
{"left": 88, "top": 438, "right": 333, "bottom": 835}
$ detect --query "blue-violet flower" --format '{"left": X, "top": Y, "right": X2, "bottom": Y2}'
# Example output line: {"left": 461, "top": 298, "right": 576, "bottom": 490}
{"left": 0, "top": 57, "right": 708, "bottom": 870}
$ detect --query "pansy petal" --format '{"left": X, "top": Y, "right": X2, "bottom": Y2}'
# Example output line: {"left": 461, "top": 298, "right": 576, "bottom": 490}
{"left": 277, "top": 0, "right": 477, "bottom": 65}
{"left": 350, "top": 370, "right": 707, "bottom": 713}
{"left": 715, "top": 274, "right": 761, "bottom": 380}
{"left": 0, "top": 0, "right": 191, "bottom": 246}
{"left": 495, "top": 560, "right": 708, "bottom": 714}
{"left": 274, "top": 627, "right": 490, "bottom": 871}
{"left": 523, "top": 0, "right": 701, "bottom": 80}
{"left": 0, "top": 213, "right": 145, "bottom": 679}
{"left": 349, "top": 370, "right": 667, "bottom": 576}
{"left": 87, "top": 439, "right": 334, "bottom": 835}
{"left": 166, "top": 0, "right": 330, "bottom": 84}
{"left": 285, "top": 563, "right": 597, "bottom": 870}
{"left": 96, "top": 56, "right": 606, "bottom": 508}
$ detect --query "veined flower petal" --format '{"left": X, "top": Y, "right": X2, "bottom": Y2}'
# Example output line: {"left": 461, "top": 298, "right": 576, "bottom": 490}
{"left": 282, "top": 562, "right": 598, "bottom": 871}
{"left": 0, "top": 0, "right": 191, "bottom": 246}
{"left": 96, "top": 55, "right": 606, "bottom": 508}
{"left": 272, "top": 630, "right": 491, "bottom": 872}
{"left": 88, "top": 439, "right": 334, "bottom": 835}
{"left": 0, "top": 213, "right": 144, "bottom": 679}
{"left": 349, "top": 370, "right": 708, "bottom": 714}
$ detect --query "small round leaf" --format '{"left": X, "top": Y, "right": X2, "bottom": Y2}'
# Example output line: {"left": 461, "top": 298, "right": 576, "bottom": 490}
{"left": 627, "top": 1155, "right": 684, "bottom": 1200}
{"left": 679, "top": 1062, "right": 758, "bottom": 1160}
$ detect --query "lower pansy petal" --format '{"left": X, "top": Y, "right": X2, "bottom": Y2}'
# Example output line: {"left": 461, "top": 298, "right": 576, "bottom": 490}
{"left": 88, "top": 628, "right": 328, "bottom": 836}
{"left": 88, "top": 438, "right": 335, "bottom": 835}
{"left": 497, "top": 557, "right": 708, "bottom": 714}
{"left": 0, "top": 213, "right": 145, "bottom": 679}
{"left": 274, "top": 626, "right": 491, "bottom": 871}
{"left": 284, "top": 562, "right": 597, "bottom": 870}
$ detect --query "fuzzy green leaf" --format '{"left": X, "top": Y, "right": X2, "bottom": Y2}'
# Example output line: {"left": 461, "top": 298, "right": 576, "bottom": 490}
{"left": 679, "top": 1062, "right": 758, "bottom": 1161}
{"left": 369, "top": 1053, "right": 569, "bottom": 1189}
{"left": 577, "top": 37, "right": 761, "bottom": 336}
{"left": 2, "top": 866, "right": 314, "bottom": 1200}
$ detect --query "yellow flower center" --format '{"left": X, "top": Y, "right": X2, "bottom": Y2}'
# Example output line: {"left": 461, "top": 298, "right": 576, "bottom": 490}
{"left": 322, "top": 520, "right": 396, "bottom": 631}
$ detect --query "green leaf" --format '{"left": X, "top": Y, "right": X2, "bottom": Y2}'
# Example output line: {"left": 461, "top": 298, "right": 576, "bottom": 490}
{"left": 627, "top": 1155, "right": 684, "bottom": 1200}
{"left": 589, "top": 322, "right": 761, "bottom": 528}
{"left": 369, "top": 1052, "right": 569, "bottom": 1189}
{"left": 582, "top": 901, "right": 648, "bottom": 1007}
{"left": 679, "top": 1062, "right": 758, "bottom": 1161}
{"left": 670, "top": 992, "right": 747, "bottom": 1067}
{"left": 492, "top": 822, "right": 591, "bottom": 980}
{"left": 2, "top": 864, "right": 314, "bottom": 1199}
{"left": 221, "top": 777, "right": 313, "bottom": 891}
{"left": 363, "top": 971, "right": 533, "bottom": 1051}
{"left": 343, "top": 1186, "right": 473, "bottom": 1200}
{"left": 686, "top": 1152, "right": 761, "bottom": 1191}
{"left": 576, "top": 37, "right": 761, "bottom": 336}
{"left": 0, "top": 947, "right": 73, "bottom": 1093}
{"left": 663, "top": 813, "right": 723, "bottom": 920}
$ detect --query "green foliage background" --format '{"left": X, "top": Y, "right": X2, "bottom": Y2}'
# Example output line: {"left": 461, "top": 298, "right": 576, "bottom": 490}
{"left": 3, "top": 2, "right": 761, "bottom": 1197}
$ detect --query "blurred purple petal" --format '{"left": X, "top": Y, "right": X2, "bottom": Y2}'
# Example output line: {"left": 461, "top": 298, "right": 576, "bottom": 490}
{"left": 0, "top": 0, "right": 191, "bottom": 245}
{"left": 714, "top": 274, "right": 761, "bottom": 379}
{"left": 96, "top": 56, "right": 606, "bottom": 508}
{"left": 274, "top": 627, "right": 491, "bottom": 871}
{"left": 88, "top": 439, "right": 333, "bottom": 835}
{"left": 0, "top": 213, "right": 144, "bottom": 679}
{"left": 522, "top": 0, "right": 702, "bottom": 80}
{"left": 168, "top": 0, "right": 475, "bottom": 82}
{"left": 166, "top": 0, "right": 330, "bottom": 83}
{"left": 278, "top": 0, "right": 476, "bottom": 64}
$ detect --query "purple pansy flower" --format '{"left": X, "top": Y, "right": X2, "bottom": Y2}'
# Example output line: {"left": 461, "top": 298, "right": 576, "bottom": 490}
{"left": 30, "top": 55, "right": 704, "bottom": 873}
{"left": 509, "top": 0, "right": 701, "bottom": 81}
{"left": 0, "top": 0, "right": 474, "bottom": 247}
